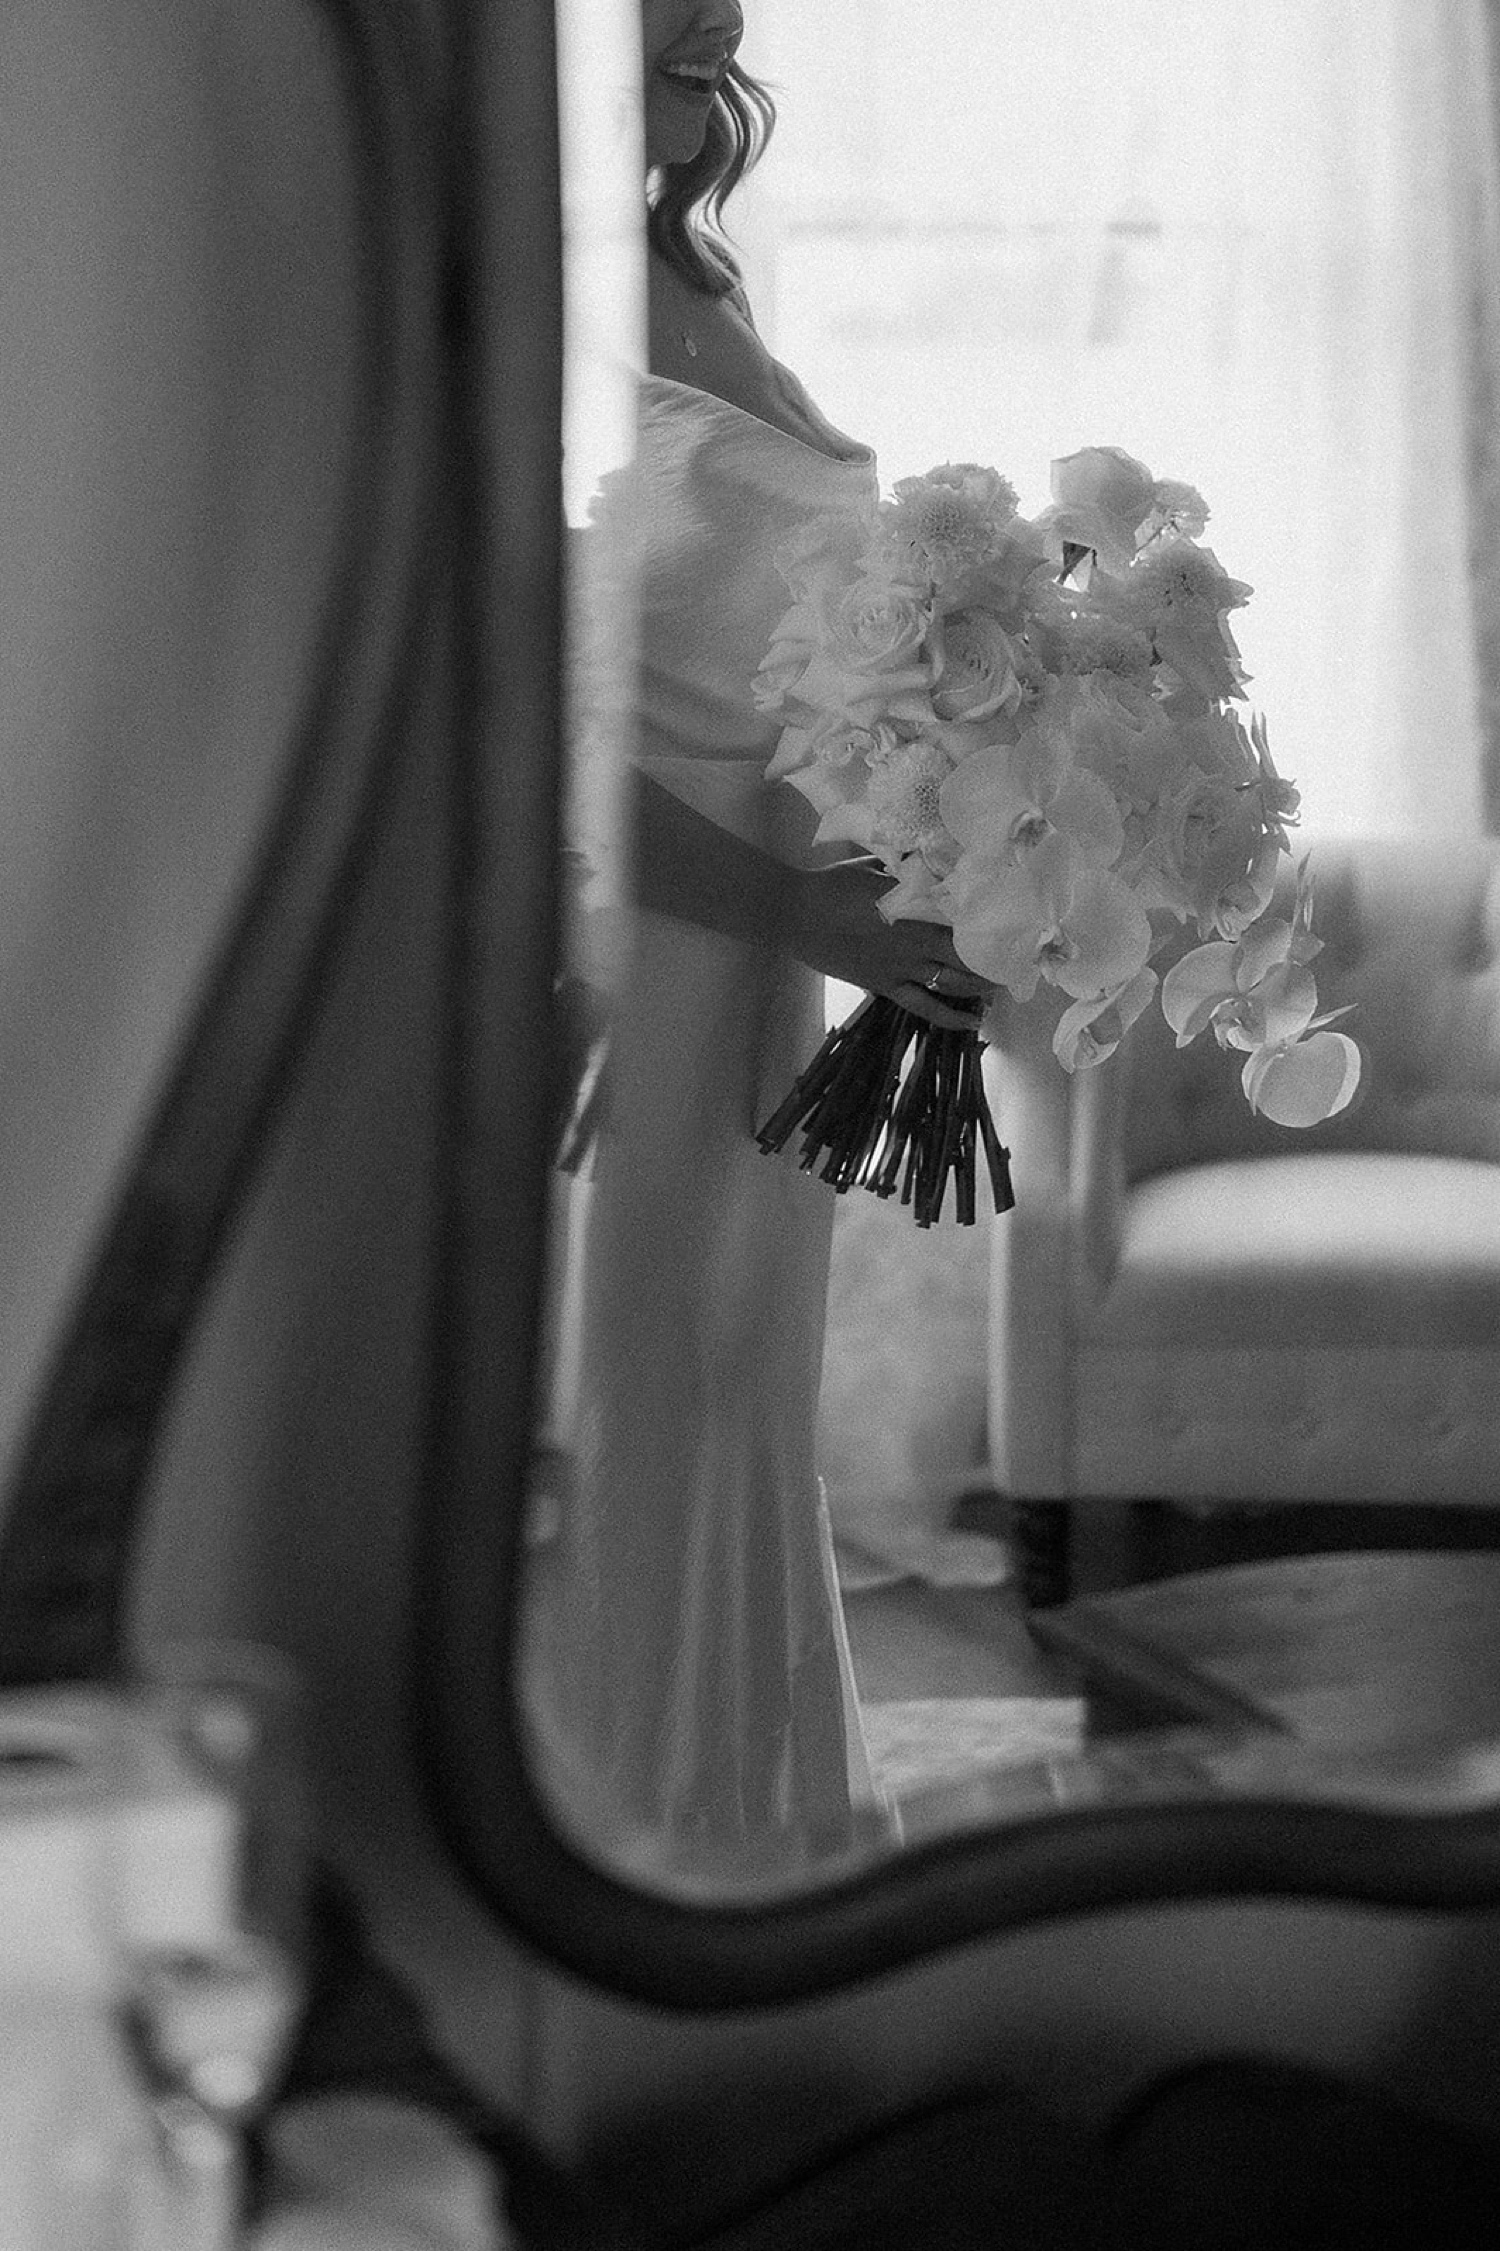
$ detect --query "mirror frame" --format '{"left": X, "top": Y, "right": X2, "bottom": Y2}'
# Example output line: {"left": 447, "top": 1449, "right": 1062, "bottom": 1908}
{"left": 6, "top": 0, "right": 1500, "bottom": 2025}
{"left": 0, "top": 0, "right": 447, "bottom": 1689}
{"left": 412, "top": 0, "right": 1500, "bottom": 2011}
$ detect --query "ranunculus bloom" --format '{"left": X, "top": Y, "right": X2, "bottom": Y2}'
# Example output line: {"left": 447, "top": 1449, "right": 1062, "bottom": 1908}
{"left": 1042, "top": 446, "right": 1159, "bottom": 574}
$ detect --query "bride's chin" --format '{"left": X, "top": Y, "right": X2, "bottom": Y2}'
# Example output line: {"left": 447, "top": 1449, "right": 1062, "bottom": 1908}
{"left": 644, "top": 94, "right": 713, "bottom": 170}
{"left": 646, "top": 129, "right": 710, "bottom": 169}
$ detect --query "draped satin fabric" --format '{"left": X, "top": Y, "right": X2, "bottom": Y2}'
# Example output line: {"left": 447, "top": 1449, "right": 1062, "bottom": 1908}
{"left": 528, "top": 366, "right": 889, "bottom": 1890}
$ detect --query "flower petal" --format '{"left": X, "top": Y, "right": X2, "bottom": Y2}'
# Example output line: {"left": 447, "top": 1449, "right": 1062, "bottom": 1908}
{"left": 877, "top": 856, "right": 950, "bottom": 923}
{"left": 1241, "top": 1030, "right": 1363, "bottom": 1125}
{"left": 1053, "top": 966, "right": 1158, "bottom": 1069}
{"left": 765, "top": 725, "right": 817, "bottom": 782}
{"left": 1245, "top": 960, "right": 1321, "bottom": 1047}
{"left": 939, "top": 733, "right": 1062, "bottom": 850}
{"left": 1232, "top": 913, "right": 1294, "bottom": 991}
{"left": 1045, "top": 866, "right": 1153, "bottom": 999}
{"left": 944, "top": 849, "right": 1058, "bottom": 997}
{"left": 1161, "top": 941, "right": 1239, "bottom": 1041}
{"left": 1048, "top": 766, "right": 1125, "bottom": 865}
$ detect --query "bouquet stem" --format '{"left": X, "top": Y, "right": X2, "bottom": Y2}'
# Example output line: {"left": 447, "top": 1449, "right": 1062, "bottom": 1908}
{"left": 756, "top": 997, "right": 1015, "bottom": 1227}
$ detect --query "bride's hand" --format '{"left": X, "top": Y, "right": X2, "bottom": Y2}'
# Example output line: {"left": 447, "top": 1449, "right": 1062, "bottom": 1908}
{"left": 783, "top": 861, "right": 996, "bottom": 1030}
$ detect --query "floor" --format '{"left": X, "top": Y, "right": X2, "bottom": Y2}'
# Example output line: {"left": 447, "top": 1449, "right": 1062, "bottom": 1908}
{"left": 838, "top": 1489, "right": 1083, "bottom": 1722}
{"left": 839, "top": 1493, "right": 1500, "bottom": 1709}
{"left": 530, "top": 1456, "right": 1500, "bottom": 1821}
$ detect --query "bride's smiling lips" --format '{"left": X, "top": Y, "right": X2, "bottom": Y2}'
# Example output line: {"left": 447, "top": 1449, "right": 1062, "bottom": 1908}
{"left": 655, "top": 49, "right": 733, "bottom": 104}
{"left": 643, "top": 4, "right": 743, "bottom": 165}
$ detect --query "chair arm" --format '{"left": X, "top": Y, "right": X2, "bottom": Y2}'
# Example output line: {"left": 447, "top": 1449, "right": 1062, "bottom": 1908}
{"left": 1070, "top": 1044, "right": 1131, "bottom": 1303}
{"left": 983, "top": 1003, "right": 1083, "bottom": 1496}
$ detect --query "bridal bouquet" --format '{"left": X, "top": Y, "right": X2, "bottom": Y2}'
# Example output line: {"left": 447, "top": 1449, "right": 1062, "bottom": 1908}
{"left": 753, "top": 448, "right": 1361, "bottom": 1225}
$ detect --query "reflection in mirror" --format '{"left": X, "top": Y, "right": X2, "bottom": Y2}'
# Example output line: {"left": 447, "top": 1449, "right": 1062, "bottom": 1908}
{"left": 523, "top": 0, "right": 1500, "bottom": 1903}
{"left": 524, "top": 0, "right": 904, "bottom": 1897}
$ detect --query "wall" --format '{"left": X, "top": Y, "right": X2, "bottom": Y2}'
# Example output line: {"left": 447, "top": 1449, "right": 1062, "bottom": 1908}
{"left": 0, "top": 0, "right": 353, "bottom": 1513}
{"left": 0, "top": 0, "right": 539, "bottom": 2113}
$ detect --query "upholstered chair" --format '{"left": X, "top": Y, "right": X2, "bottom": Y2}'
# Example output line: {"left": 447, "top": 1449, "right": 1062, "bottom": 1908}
{"left": 984, "top": 835, "right": 1500, "bottom": 1601}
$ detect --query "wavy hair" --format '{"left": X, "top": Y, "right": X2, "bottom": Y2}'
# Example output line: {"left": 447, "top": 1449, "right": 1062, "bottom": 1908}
{"left": 647, "top": 62, "right": 777, "bottom": 298}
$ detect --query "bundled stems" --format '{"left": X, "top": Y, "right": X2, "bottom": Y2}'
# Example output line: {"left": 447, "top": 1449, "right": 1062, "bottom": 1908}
{"left": 756, "top": 996, "right": 1015, "bottom": 1227}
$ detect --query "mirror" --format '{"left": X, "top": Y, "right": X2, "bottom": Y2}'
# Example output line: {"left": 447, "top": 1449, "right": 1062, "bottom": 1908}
{"left": 15, "top": 0, "right": 1500, "bottom": 2031}
{"left": 501, "top": 0, "right": 1500, "bottom": 1928}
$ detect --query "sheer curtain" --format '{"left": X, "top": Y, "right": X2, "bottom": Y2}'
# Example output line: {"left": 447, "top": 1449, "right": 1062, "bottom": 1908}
{"left": 737, "top": 0, "right": 1500, "bottom": 838}
{"left": 726, "top": 0, "right": 1500, "bottom": 1573}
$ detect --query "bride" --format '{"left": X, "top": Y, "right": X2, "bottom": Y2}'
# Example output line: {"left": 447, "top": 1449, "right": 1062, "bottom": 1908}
{"left": 531, "top": 0, "right": 994, "bottom": 1886}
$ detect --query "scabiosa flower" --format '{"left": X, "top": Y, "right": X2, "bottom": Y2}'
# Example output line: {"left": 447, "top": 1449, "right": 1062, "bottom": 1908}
{"left": 863, "top": 732, "right": 961, "bottom": 867}
{"left": 879, "top": 463, "right": 1021, "bottom": 590}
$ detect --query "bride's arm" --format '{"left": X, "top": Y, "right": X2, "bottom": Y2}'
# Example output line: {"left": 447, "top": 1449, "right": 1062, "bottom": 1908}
{"left": 631, "top": 771, "right": 991, "bottom": 1029}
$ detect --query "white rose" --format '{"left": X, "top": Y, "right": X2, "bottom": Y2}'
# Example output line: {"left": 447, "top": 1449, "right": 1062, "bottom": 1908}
{"left": 928, "top": 606, "right": 1021, "bottom": 723}
{"left": 825, "top": 576, "right": 930, "bottom": 672}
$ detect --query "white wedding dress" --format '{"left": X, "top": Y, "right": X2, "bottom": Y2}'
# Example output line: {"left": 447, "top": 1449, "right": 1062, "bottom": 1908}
{"left": 528, "top": 359, "right": 892, "bottom": 1891}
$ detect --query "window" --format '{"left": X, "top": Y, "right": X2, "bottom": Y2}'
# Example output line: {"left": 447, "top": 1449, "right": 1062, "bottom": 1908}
{"left": 738, "top": 0, "right": 1499, "bottom": 838}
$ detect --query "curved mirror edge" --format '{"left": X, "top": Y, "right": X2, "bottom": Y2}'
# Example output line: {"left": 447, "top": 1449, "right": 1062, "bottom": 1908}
{"left": 450, "top": 1677, "right": 1500, "bottom": 2011}
{"left": 0, "top": 0, "right": 415, "bottom": 1684}
{"left": 415, "top": 0, "right": 1500, "bottom": 2004}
